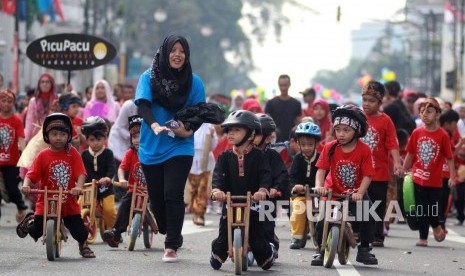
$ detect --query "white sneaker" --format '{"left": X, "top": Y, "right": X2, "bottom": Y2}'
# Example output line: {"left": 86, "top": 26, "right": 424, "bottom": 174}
{"left": 162, "top": 249, "right": 178, "bottom": 263}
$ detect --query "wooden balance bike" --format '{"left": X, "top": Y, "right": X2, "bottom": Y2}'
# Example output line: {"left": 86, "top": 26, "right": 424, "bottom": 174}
{"left": 30, "top": 187, "right": 70, "bottom": 261}
{"left": 320, "top": 190, "right": 358, "bottom": 268}
{"left": 113, "top": 181, "right": 158, "bottom": 251}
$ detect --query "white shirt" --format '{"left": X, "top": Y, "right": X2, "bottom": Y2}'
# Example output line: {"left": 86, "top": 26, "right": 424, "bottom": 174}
{"left": 108, "top": 100, "right": 138, "bottom": 161}
{"left": 190, "top": 123, "right": 218, "bottom": 174}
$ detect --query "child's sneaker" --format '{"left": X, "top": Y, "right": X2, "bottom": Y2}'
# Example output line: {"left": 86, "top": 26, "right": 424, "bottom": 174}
{"left": 162, "top": 248, "right": 178, "bottom": 262}
{"left": 103, "top": 229, "right": 121, "bottom": 248}
{"left": 290, "top": 238, "right": 301, "bottom": 249}
{"left": 16, "top": 212, "right": 34, "bottom": 238}
{"left": 310, "top": 253, "right": 323, "bottom": 266}
{"left": 247, "top": 251, "right": 255, "bottom": 266}
{"left": 356, "top": 246, "right": 378, "bottom": 265}
{"left": 210, "top": 252, "right": 223, "bottom": 270}
{"left": 79, "top": 242, "right": 96, "bottom": 258}
{"left": 261, "top": 243, "right": 276, "bottom": 270}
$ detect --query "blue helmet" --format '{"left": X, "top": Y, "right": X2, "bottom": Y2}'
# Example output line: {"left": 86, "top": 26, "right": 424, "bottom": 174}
{"left": 295, "top": 122, "right": 321, "bottom": 141}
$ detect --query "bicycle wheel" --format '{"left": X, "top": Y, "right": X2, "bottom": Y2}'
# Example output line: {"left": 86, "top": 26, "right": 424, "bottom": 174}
{"left": 128, "top": 213, "right": 141, "bottom": 251}
{"left": 323, "top": 226, "right": 339, "bottom": 268}
{"left": 81, "top": 209, "right": 97, "bottom": 244}
{"left": 338, "top": 240, "right": 350, "bottom": 265}
{"left": 233, "top": 228, "right": 242, "bottom": 275}
{"left": 142, "top": 222, "right": 153, "bottom": 249}
{"left": 46, "top": 220, "right": 56, "bottom": 261}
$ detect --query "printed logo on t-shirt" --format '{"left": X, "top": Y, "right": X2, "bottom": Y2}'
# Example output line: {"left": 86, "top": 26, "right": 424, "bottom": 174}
{"left": 133, "top": 163, "right": 146, "bottom": 186}
{"left": 417, "top": 136, "right": 439, "bottom": 170}
{"left": 49, "top": 160, "right": 72, "bottom": 190}
{"left": 361, "top": 126, "right": 378, "bottom": 168}
{"left": 335, "top": 160, "right": 358, "bottom": 189}
{"left": 361, "top": 126, "right": 378, "bottom": 151}
{"left": 0, "top": 123, "right": 14, "bottom": 161}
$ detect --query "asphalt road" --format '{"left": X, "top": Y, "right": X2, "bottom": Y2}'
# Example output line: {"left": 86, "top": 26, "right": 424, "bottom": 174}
{"left": 1, "top": 202, "right": 465, "bottom": 276}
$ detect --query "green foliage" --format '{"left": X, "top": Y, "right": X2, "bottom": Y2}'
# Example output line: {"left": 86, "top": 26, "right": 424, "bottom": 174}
{"left": 312, "top": 51, "right": 408, "bottom": 96}
{"left": 115, "top": 0, "right": 289, "bottom": 95}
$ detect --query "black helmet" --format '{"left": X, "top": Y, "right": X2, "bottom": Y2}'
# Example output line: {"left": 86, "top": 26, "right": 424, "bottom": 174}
{"left": 332, "top": 104, "right": 368, "bottom": 137}
{"left": 255, "top": 113, "right": 276, "bottom": 136}
{"left": 43, "top": 113, "right": 73, "bottom": 144}
{"left": 81, "top": 116, "right": 108, "bottom": 137}
{"left": 221, "top": 110, "right": 260, "bottom": 133}
{"left": 58, "top": 93, "right": 82, "bottom": 111}
{"left": 128, "top": 115, "right": 142, "bottom": 134}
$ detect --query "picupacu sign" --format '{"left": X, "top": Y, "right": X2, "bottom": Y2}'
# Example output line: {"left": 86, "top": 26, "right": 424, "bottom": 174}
{"left": 26, "top": 33, "right": 117, "bottom": 71}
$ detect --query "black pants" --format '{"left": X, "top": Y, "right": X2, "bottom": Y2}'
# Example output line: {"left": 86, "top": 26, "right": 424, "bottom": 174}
{"left": 142, "top": 155, "right": 193, "bottom": 250}
{"left": 211, "top": 208, "right": 273, "bottom": 267}
{"left": 367, "top": 181, "right": 388, "bottom": 241}
{"left": 262, "top": 198, "right": 280, "bottom": 250}
{"left": 1, "top": 166, "right": 27, "bottom": 209}
{"left": 413, "top": 183, "right": 441, "bottom": 240}
{"left": 455, "top": 182, "right": 465, "bottom": 223}
{"left": 315, "top": 196, "right": 374, "bottom": 251}
{"left": 438, "top": 178, "right": 450, "bottom": 229}
{"left": 113, "top": 192, "right": 133, "bottom": 234}
{"left": 29, "top": 214, "right": 88, "bottom": 243}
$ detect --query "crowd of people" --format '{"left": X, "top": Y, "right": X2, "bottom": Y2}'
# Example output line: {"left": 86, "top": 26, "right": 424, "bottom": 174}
{"left": 0, "top": 33, "right": 464, "bottom": 272}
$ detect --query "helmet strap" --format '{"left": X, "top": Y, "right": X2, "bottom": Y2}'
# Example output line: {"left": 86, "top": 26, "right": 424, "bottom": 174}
{"left": 236, "top": 129, "right": 254, "bottom": 147}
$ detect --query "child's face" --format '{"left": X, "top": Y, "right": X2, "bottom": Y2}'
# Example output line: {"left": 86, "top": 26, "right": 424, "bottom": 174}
{"left": 48, "top": 129, "right": 69, "bottom": 150}
{"left": 297, "top": 136, "right": 317, "bottom": 158}
{"left": 131, "top": 133, "right": 140, "bottom": 150}
{"left": 226, "top": 127, "right": 249, "bottom": 146}
{"left": 362, "top": 94, "right": 381, "bottom": 116}
{"left": 86, "top": 134, "right": 106, "bottom": 152}
{"left": 123, "top": 87, "right": 134, "bottom": 101}
{"left": 0, "top": 97, "right": 15, "bottom": 113}
{"left": 419, "top": 106, "right": 439, "bottom": 126}
{"left": 66, "top": 103, "right": 80, "bottom": 118}
{"left": 443, "top": 121, "right": 458, "bottom": 133}
{"left": 253, "top": 133, "right": 263, "bottom": 146}
{"left": 334, "top": 124, "right": 356, "bottom": 145}
{"left": 289, "top": 138, "right": 300, "bottom": 155}
{"left": 313, "top": 104, "right": 326, "bottom": 121}
{"left": 95, "top": 83, "right": 107, "bottom": 101}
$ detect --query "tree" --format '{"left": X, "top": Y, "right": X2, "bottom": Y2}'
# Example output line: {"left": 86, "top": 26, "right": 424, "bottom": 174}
{"left": 94, "top": 0, "right": 294, "bottom": 95}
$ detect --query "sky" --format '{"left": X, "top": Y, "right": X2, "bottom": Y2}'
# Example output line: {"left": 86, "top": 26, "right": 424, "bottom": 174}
{"left": 244, "top": 0, "right": 406, "bottom": 97}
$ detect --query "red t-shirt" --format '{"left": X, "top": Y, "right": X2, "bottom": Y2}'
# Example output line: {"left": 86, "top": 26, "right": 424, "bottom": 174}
{"left": 119, "top": 148, "right": 146, "bottom": 193}
{"left": 361, "top": 113, "right": 399, "bottom": 181}
{"left": 71, "top": 116, "right": 83, "bottom": 140}
{"left": 406, "top": 126, "right": 453, "bottom": 188}
{"left": 26, "top": 147, "right": 87, "bottom": 216}
{"left": 213, "top": 135, "right": 233, "bottom": 161}
{"left": 0, "top": 114, "right": 25, "bottom": 166}
{"left": 317, "top": 140, "right": 375, "bottom": 194}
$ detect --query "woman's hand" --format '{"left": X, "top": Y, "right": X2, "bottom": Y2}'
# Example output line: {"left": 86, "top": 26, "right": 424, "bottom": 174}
{"left": 170, "top": 121, "right": 193, "bottom": 138}
{"left": 151, "top": 122, "right": 169, "bottom": 135}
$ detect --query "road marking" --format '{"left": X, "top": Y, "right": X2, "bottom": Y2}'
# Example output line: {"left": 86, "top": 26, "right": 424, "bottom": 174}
{"left": 182, "top": 220, "right": 216, "bottom": 235}
{"left": 334, "top": 261, "right": 361, "bottom": 276}
{"left": 444, "top": 229, "right": 465, "bottom": 244}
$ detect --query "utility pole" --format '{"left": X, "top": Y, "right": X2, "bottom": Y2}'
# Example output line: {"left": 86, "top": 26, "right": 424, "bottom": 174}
{"left": 460, "top": 0, "right": 465, "bottom": 100}
{"left": 12, "top": 0, "right": 19, "bottom": 92}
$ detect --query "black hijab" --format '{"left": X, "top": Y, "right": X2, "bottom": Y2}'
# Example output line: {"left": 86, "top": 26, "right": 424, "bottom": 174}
{"left": 150, "top": 35, "right": 193, "bottom": 112}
